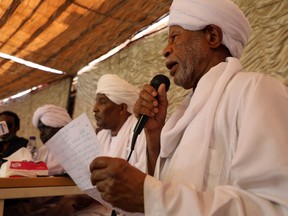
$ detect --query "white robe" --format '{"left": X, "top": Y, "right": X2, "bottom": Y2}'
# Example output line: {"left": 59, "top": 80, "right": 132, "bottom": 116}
{"left": 38, "top": 145, "right": 65, "bottom": 175}
{"left": 144, "top": 58, "right": 288, "bottom": 215}
{"left": 97, "top": 115, "right": 147, "bottom": 172}
{"left": 80, "top": 115, "right": 147, "bottom": 216}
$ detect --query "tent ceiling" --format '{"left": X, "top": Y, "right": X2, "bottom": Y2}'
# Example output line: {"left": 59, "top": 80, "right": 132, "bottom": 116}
{"left": 0, "top": 0, "right": 171, "bottom": 100}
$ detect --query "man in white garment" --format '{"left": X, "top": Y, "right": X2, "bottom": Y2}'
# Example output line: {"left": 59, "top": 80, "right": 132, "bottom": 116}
{"left": 73, "top": 74, "right": 147, "bottom": 216}
{"left": 34, "top": 105, "right": 113, "bottom": 216}
{"left": 94, "top": 74, "right": 147, "bottom": 170}
{"left": 4, "top": 105, "right": 75, "bottom": 216}
{"left": 32, "top": 104, "right": 72, "bottom": 175}
{"left": 90, "top": 0, "right": 288, "bottom": 215}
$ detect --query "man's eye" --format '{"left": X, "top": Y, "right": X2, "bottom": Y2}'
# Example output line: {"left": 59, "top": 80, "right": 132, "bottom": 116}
{"left": 169, "top": 34, "right": 178, "bottom": 42}
{"left": 173, "top": 34, "right": 180, "bottom": 39}
{"left": 97, "top": 99, "right": 107, "bottom": 104}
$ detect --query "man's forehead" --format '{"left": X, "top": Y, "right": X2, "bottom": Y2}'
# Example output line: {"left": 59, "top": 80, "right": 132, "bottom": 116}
{"left": 0, "top": 115, "right": 13, "bottom": 122}
{"left": 95, "top": 93, "right": 119, "bottom": 107}
{"left": 169, "top": 25, "right": 186, "bottom": 34}
{"left": 38, "top": 120, "right": 46, "bottom": 127}
{"left": 38, "top": 120, "right": 59, "bottom": 129}
{"left": 96, "top": 93, "right": 108, "bottom": 99}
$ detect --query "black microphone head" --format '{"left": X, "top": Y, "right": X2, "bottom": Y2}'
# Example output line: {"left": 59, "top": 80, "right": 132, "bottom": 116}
{"left": 150, "top": 74, "right": 170, "bottom": 92}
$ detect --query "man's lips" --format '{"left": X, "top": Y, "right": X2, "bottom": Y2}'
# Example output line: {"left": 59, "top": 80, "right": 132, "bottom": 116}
{"left": 94, "top": 115, "right": 100, "bottom": 122}
{"left": 165, "top": 60, "right": 178, "bottom": 76}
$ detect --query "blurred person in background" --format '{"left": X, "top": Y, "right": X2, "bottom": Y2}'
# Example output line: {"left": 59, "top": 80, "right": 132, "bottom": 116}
{"left": 0, "top": 111, "right": 28, "bottom": 166}
{"left": 4, "top": 105, "right": 73, "bottom": 216}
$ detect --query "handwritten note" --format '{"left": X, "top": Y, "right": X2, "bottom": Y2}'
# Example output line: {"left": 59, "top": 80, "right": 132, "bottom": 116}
{"left": 46, "top": 113, "right": 144, "bottom": 216}
{"left": 46, "top": 113, "right": 103, "bottom": 191}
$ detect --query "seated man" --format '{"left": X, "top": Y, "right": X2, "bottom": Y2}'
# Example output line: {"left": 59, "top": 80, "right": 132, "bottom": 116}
{"left": 0, "top": 111, "right": 28, "bottom": 166}
{"left": 4, "top": 105, "right": 73, "bottom": 216}
{"left": 72, "top": 74, "right": 147, "bottom": 216}
{"left": 32, "top": 104, "right": 73, "bottom": 175}
{"left": 94, "top": 74, "right": 147, "bottom": 170}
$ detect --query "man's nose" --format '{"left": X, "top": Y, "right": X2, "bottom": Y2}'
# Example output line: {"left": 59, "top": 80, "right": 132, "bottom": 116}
{"left": 162, "top": 44, "right": 172, "bottom": 58}
{"left": 93, "top": 104, "right": 99, "bottom": 113}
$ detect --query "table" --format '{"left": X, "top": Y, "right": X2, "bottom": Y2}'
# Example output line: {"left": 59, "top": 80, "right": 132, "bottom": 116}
{"left": 0, "top": 176, "right": 83, "bottom": 216}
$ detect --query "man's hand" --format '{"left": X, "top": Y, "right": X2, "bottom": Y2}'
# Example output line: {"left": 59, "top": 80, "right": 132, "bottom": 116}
{"left": 133, "top": 83, "right": 168, "bottom": 132}
{"left": 90, "top": 156, "right": 146, "bottom": 212}
{"left": 133, "top": 83, "right": 169, "bottom": 174}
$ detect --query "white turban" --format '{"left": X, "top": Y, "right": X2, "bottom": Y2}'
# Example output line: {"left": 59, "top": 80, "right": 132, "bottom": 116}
{"left": 168, "top": 0, "right": 251, "bottom": 58}
{"left": 95, "top": 74, "right": 139, "bottom": 114}
{"left": 32, "top": 104, "right": 72, "bottom": 128}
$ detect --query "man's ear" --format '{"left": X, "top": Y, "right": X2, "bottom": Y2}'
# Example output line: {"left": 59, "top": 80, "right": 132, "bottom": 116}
{"left": 11, "top": 125, "right": 20, "bottom": 134}
{"left": 119, "top": 103, "right": 128, "bottom": 114}
{"left": 204, "top": 24, "right": 223, "bottom": 48}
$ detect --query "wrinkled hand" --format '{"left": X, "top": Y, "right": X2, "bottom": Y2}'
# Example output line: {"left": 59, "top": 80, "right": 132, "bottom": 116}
{"left": 133, "top": 83, "right": 168, "bottom": 133}
{"left": 90, "top": 156, "right": 146, "bottom": 213}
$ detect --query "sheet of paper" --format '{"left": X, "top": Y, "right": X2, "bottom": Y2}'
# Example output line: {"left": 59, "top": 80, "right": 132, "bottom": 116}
{"left": 46, "top": 113, "right": 144, "bottom": 216}
{"left": 45, "top": 113, "right": 103, "bottom": 191}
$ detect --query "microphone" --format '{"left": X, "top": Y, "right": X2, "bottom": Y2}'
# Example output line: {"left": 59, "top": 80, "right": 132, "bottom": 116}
{"left": 133, "top": 74, "right": 170, "bottom": 135}
{"left": 127, "top": 74, "right": 170, "bottom": 161}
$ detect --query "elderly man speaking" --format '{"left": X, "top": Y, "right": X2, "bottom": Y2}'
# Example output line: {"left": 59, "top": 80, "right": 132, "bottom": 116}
{"left": 90, "top": 0, "right": 288, "bottom": 215}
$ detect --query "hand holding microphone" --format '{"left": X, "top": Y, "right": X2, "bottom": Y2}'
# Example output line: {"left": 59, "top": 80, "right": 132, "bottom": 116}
{"left": 133, "top": 74, "right": 170, "bottom": 135}
{"left": 128, "top": 74, "right": 170, "bottom": 161}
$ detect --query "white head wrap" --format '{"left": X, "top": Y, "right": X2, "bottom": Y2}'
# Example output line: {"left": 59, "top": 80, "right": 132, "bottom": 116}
{"left": 168, "top": 0, "right": 251, "bottom": 58}
{"left": 95, "top": 74, "right": 139, "bottom": 114}
{"left": 32, "top": 104, "right": 72, "bottom": 128}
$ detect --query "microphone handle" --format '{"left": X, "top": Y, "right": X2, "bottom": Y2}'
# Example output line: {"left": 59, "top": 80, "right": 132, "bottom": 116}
{"left": 133, "top": 114, "right": 148, "bottom": 135}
